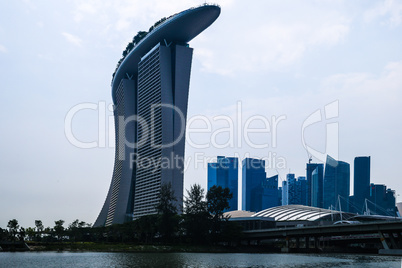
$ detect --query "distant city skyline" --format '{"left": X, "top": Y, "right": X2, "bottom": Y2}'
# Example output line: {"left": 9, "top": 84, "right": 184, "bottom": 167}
{"left": 208, "top": 154, "right": 395, "bottom": 216}
{"left": 1, "top": 0, "right": 401, "bottom": 228}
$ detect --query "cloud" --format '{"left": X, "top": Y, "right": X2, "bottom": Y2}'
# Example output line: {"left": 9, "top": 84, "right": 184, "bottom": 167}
{"left": 62, "top": 32, "right": 83, "bottom": 46}
{"left": 321, "top": 60, "right": 402, "bottom": 105}
{"left": 0, "top": 45, "right": 6, "bottom": 53}
{"left": 193, "top": 2, "right": 351, "bottom": 76}
{"left": 365, "top": 0, "right": 402, "bottom": 26}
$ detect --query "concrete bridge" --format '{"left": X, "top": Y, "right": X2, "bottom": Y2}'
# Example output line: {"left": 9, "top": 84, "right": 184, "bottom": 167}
{"left": 243, "top": 221, "right": 402, "bottom": 255}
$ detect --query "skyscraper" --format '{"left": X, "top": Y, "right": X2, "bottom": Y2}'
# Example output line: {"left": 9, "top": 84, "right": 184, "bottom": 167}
{"left": 281, "top": 180, "right": 288, "bottom": 206}
{"left": 323, "top": 155, "right": 350, "bottom": 211}
{"left": 93, "top": 5, "right": 220, "bottom": 227}
{"left": 353, "top": 156, "right": 371, "bottom": 211}
{"left": 368, "top": 184, "right": 396, "bottom": 216}
{"left": 297, "top": 176, "right": 308, "bottom": 206}
{"left": 242, "top": 158, "right": 266, "bottom": 212}
{"left": 306, "top": 163, "right": 324, "bottom": 208}
{"left": 283, "top": 174, "right": 308, "bottom": 206}
{"left": 207, "top": 156, "right": 238, "bottom": 211}
{"left": 262, "top": 175, "right": 279, "bottom": 209}
{"left": 287, "top": 174, "right": 297, "bottom": 204}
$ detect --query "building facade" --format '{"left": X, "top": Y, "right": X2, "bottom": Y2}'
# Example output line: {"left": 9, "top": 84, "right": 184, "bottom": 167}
{"left": 281, "top": 180, "right": 288, "bottom": 206}
{"left": 208, "top": 156, "right": 239, "bottom": 211}
{"left": 307, "top": 163, "right": 324, "bottom": 208}
{"left": 323, "top": 155, "right": 350, "bottom": 211}
{"left": 94, "top": 5, "right": 220, "bottom": 227}
{"left": 353, "top": 156, "right": 371, "bottom": 213}
{"left": 242, "top": 158, "right": 266, "bottom": 212}
{"left": 282, "top": 174, "right": 308, "bottom": 206}
{"left": 262, "top": 175, "right": 279, "bottom": 209}
{"left": 367, "top": 184, "right": 396, "bottom": 216}
{"left": 297, "top": 176, "right": 308, "bottom": 206}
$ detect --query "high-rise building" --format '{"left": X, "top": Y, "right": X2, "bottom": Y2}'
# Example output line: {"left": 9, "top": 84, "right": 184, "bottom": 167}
{"left": 307, "top": 163, "right": 324, "bottom": 208}
{"left": 93, "top": 5, "right": 220, "bottom": 227}
{"left": 368, "top": 184, "right": 396, "bottom": 216}
{"left": 297, "top": 176, "right": 308, "bottom": 206}
{"left": 278, "top": 186, "right": 283, "bottom": 206}
{"left": 242, "top": 158, "right": 266, "bottom": 212}
{"left": 283, "top": 174, "right": 308, "bottom": 206}
{"left": 281, "top": 180, "right": 288, "bottom": 206}
{"left": 323, "top": 155, "right": 350, "bottom": 211}
{"left": 287, "top": 174, "right": 298, "bottom": 205}
{"left": 262, "top": 175, "right": 279, "bottom": 209}
{"left": 207, "top": 156, "right": 238, "bottom": 211}
{"left": 353, "top": 156, "right": 371, "bottom": 212}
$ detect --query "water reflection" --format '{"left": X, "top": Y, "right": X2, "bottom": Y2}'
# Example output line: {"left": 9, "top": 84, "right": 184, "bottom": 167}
{"left": 0, "top": 252, "right": 401, "bottom": 268}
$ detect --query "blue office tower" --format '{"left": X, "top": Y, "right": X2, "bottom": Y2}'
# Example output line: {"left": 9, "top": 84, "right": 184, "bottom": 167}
{"left": 283, "top": 175, "right": 308, "bottom": 206}
{"left": 368, "top": 184, "right": 396, "bottom": 216}
{"left": 323, "top": 155, "right": 350, "bottom": 211}
{"left": 307, "top": 163, "right": 324, "bottom": 208}
{"left": 208, "top": 156, "right": 238, "bottom": 211}
{"left": 242, "top": 158, "right": 266, "bottom": 212}
{"left": 353, "top": 156, "right": 371, "bottom": 212}
{"left": 287, "top": 174, "right": 298, "bottom": 205}
{"left": 297, "top": 176, "right": 308, "bottom": 206}
{"left": 262, "top": 175, "right": 279, "bottom": 209}
{"left": 281, "top": 180, "right": 288, "bottom": 206}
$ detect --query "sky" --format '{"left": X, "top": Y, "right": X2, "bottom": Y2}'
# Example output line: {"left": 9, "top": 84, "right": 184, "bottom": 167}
{"left": 0, "top": 0, "right": 401, "bottom": 229}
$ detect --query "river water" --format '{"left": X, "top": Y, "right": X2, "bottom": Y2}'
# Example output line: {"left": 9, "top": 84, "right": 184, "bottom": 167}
{"left": 0, "top": 252, "right": 401, "bottom": 267}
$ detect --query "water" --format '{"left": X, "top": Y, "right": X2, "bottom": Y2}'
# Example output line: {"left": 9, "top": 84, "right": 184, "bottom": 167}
{"left": 0, "top": 252, "right": 401, "bottom": 268}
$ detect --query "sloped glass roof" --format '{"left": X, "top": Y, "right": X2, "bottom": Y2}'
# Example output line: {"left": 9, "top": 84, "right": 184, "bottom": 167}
{"left": 252, "top": 205, "right": 343, "bottom": 222}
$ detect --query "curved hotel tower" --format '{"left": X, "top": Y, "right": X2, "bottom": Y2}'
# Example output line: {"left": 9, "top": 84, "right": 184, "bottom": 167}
{"left": 93, "top": 5, "right": 220, "bottom": 227}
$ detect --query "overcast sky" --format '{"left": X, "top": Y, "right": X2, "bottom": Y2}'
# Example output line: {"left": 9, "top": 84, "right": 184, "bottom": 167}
{"left": 0, "top": 0, "right": 401, "bottom": 228}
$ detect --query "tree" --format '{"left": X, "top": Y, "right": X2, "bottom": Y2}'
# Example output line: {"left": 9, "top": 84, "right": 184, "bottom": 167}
{"left": 183, "top": 184, "right": 210, "bottom": 244}
{"left": 155, "top": 182, "right": 179, "bottom": 242}
{"left": 26, "top": 227, "right": 36, "bottom": 241}
{"left": 54, "top": 220, "right": 65, "bottom": 240}
{"left": 206, "top": 186, "right": 233, "bottom": 242}
{"left": 0, "top": 227, "right": 8, "bottom": 241}
{"left": 135, "top": 215, "right": 158, "bottom": 243}
{"left": 7, "top": 219, "right": 19, "bottom": 241}
{"left": 35, "top": 220, "right": 44, "bottom": 241}
{"left": 67, "top": 219, "right": 91, "bottom": 242}
{"left": 18, "top": 227, "right": 26, "bottom": 241}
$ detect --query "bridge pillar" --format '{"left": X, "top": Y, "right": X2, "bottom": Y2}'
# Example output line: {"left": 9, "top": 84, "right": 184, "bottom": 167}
{"left": 388, "top": 233, "right": 398, "bottom": 249}
{"left": 314, "top": 237, "right": 319, "bottom": 249}
{"left": 285, "top": 236, "right": 289, "bottom": 249}
{"left": 379, "top": 231, "right": 390, "bottom": 250}
{"left": 396, "top": 232, "right": 402, "bottom": 248}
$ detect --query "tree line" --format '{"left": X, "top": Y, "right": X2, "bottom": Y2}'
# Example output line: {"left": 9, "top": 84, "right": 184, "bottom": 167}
{"left": 0, "top": 184, "right": 242, "bottom": 245}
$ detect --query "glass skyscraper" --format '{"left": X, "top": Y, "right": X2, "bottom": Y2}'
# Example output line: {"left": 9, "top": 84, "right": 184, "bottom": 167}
{"left": 323, "top": 155, "right": 350, "bottom": 211}
{"left": 262, "top": 175, "right": 279, "bottom": 209}
{"left": 353, "top": 156, "right": 371, "bottom": 212}
{"left": 282, "top": 174, "right": 308, "bottom": 206}
{"left": 281, "top": 180, "right": 288, "bottom": 206}
{"left": 207, "top": 156, "right": 238, "bottom": 211}
{"left": 307, "top": 163, "right": 324, "bottom": 208}
{"left": 242, "top": 158, "right": 266, "bottom": 212}
{"left": 367, "top": 184, "right": 396, "bottom": 216}
{"left": 242, "top": 159, "right": 279, "bottom": 212}
{"left": 298, "top": 176, "right": 308, "bottom": 206}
